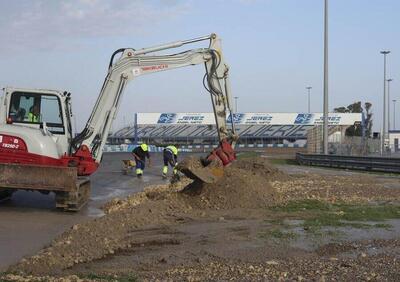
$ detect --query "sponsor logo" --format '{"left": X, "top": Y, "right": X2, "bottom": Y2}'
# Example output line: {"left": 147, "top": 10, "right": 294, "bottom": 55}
{"left": 141, "top": 64, "right": 168, "bottom": 72}
{"left": 227, "top": 113, "right": 245, "bottom": 124}
{"left": 314, "top": 116, "right": 342, "bottom": 124}
{"left": 245, "top": 114, "right": 272, "bottom": 124}
{"left": 177, "top": 115, "right": 205, "bottom": 124}
{"left": 294, "top": 114, "right": 314, "bottom": 124}
{"left": 157, "top": 113, "right": 176, "bottom": 124}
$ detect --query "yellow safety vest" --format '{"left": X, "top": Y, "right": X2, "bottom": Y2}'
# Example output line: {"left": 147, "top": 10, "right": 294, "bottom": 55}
{"left": 166, "top": 145, "right": 178, "bottom": 155}
{"left": 28, "top": 112, "right": 39, "bottom": 122}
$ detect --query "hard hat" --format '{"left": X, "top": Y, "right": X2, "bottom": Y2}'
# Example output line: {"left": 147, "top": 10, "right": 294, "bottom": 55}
{"left": 140, "top": 143, "right": 148, "bottom": 151}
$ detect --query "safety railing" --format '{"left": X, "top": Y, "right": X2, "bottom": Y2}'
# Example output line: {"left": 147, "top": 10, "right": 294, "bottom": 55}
{"left": 296, "top": 153, "right": 400, "bottom": 173}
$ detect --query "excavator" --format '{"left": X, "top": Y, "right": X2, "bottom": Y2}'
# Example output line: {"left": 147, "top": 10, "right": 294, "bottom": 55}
{"left": 0, "top": 33, "right": 237, "bottom": 211}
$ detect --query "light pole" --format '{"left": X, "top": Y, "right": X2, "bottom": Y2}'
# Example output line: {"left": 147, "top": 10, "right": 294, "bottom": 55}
{"left": 380, "top": 50, "right": 390, "bottom": 155}
{"left": 387, "top": 78, "right": 393, "bottom": 131}
{"left": 393, "top": 99, "right": 397, "bottom": 130}
{"left": 323, "top": 0, "right": 329, "bottom": 154}
{"left": 306, "top": 86, "right": 312, "bottom": 113}
{"left": 234, "top": 96, "right": 239, "bottom": 113}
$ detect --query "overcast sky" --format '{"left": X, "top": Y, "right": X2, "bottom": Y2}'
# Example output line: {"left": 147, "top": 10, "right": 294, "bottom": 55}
{"left": 0, "top": 0, "right": 399, "bottom": 132}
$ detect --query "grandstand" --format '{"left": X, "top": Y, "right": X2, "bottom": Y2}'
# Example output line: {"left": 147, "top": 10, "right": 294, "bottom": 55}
{"left": 108, "top": 112, "right": 362, "bottom": 149}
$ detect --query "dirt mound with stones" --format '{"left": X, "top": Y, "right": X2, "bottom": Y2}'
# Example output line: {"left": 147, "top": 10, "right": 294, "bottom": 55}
{"left": 10, "top": 157, "right": 283, "bottom": 275}
{"left": 180, "top": 157, "right": 281, "bottom": 210}
{"left": 231, "top": 156, "right": 284, "bottom": 179}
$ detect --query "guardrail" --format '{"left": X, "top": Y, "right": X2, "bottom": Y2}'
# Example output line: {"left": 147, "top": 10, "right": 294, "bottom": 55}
{"left": 296, "top": 153, "right": 400, "bottom": 173}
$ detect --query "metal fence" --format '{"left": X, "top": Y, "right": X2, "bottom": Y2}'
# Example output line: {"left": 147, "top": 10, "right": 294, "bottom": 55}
{"left": 328, "top": 136, "right": 381, "bottom": 156}
{"left": 297, "top": 153, "right": 400, "bottom": 173}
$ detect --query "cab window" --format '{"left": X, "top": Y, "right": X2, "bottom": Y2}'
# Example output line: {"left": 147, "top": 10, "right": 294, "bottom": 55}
{"left": 8, "top": 92, "right": 64, "bottom": 134}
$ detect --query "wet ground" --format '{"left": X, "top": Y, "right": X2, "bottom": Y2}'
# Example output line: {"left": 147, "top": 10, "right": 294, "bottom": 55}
{"left": 1, "top": 152, "right": 399, "bottom": 279}
{"left": 0, "top": 152, "right": 170, "bottom": 271}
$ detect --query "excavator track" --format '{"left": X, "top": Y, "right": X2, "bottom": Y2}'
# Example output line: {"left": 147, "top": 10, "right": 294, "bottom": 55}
{"left": 55, "top": 178, "right": 91, "bottom": 211}
{"left": 0, "top": 163, "right": 90, "bottom": 211}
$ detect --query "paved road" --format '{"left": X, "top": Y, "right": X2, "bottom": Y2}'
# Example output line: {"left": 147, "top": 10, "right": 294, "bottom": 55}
{"left": 0, "top": 152, "right": 174, "bottom": 271}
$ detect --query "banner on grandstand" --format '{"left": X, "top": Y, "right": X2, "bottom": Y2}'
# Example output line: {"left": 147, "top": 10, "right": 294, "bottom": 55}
{"left": 137, "top": 113, "right": 361, "bottom": 125}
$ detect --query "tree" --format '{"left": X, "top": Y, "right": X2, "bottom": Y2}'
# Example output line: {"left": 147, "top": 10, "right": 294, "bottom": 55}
{"left": 333, "top": 101, "right": 373, "bottom": 137}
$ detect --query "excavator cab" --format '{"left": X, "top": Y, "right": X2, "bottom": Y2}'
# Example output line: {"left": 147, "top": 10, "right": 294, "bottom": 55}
{"left": 1, "top": 88, "right": 73, "bottom": 157}
{"left": 7, "top": 91, "right": 65, "bottom": 132}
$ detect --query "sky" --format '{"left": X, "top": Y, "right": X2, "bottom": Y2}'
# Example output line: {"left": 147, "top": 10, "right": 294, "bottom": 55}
{"left": 0, "top": 0, "right": 399, "bottom": 133}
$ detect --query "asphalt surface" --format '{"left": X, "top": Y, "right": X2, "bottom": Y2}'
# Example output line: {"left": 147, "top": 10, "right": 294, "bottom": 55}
{"left": 0, "top": 152, "right": 173, "bottom": 271}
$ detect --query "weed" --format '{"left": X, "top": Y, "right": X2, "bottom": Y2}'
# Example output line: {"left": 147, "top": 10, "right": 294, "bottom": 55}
{"left": 236, "top": 151, "right": 260, "bottom": 159}
{"left": 79, "top": 273, "right": 137, "bottom": 282}
{"left": 373, "top": 223, "right": 393, "bottom": 229}
{"left": 272, "top": 199, "right": 331, "bottom": 213}
{"left": 270, "top": 200, "right": 400, "bottom": 232}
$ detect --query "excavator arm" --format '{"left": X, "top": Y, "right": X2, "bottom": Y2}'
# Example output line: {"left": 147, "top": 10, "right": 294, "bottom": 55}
{"left": 72, "top": 34, "right": 238, "bottom": 175}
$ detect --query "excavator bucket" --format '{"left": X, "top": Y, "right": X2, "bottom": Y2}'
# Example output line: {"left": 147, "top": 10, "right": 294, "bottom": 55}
{"left": 178, "top": 165, "right": 224, "bottom": 184}
{"left": 177, "top": 140, "right": 236, "bottom": 184}
{"left": 0, "top": 163, "right": 90, "bottom": 211}
{"left": 177, "top": 157, "right": 225, "bottom": 184}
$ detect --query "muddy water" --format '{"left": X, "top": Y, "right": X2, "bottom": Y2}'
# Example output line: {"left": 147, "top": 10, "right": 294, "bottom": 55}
{"left": 284, "top": 219, "right": 400, "bottom": 251}
{"left": 0, "top": 152, "right": 171, "bottom": 270}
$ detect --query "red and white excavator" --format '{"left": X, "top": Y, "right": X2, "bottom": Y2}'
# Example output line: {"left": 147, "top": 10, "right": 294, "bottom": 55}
{"left": 0, "top": 33, "right": 237, "bottom": 210}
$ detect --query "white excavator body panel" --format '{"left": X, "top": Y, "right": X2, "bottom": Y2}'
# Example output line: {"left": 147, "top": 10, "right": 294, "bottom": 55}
{"left": 0, "top": 87, "right": 71, "bottom": 160}
{"left": 0, "top": 123, "right": 63, "bottom": 159}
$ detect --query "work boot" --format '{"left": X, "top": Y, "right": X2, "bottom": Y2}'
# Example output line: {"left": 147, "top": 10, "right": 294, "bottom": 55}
{"left": 136, "top": 173, "right": 142, "bottom": 178}
{"left": 171, "top": 173, "right": 181, "bottom": 184}
{"left": 162, "top": 173, "right": 167, "bottom": 179}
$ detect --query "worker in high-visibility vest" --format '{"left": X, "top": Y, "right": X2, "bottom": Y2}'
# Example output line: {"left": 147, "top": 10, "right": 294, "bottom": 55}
{"left": 132, "top": 143, "right": 151, "bottom": 177}
{"left": 162, "top": 145, "right": 178, "bottom": 178}
{"left": 28, "top": 105, "right": 40, "bottom": 123}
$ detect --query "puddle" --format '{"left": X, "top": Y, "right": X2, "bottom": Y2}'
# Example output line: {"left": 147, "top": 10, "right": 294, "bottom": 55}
{"left": 86, "top": 206, "right": 106, "bottom": 218}
{"left": 90, "top": 188, "right": 127, "bottom": 201}
{"left": 283, "top": 219, "right": 400, "bottom": 252}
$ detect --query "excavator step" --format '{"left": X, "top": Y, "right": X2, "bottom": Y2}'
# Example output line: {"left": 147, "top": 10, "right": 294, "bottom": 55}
{"left": 0, "top": 163, "right": 90, "bottom": 211}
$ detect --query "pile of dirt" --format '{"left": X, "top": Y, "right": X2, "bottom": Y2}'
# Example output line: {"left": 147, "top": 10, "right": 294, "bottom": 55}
{"left": 180, "top": 166, "right": 279, "bottom": 210}
{"left": 231, "top": 156, "right": 285, "bottom": 179}
{"left": 11, "top": 157, "right": 283, "bottom": 275}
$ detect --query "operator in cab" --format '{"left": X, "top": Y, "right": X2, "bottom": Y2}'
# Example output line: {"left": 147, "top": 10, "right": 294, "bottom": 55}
{"left": 162, "top": 145, "right": 178, "bottom": 178}
{"left": 28, "top": 105, "right": 40, "bottom": 123}
{"left": 132, "top": 143, "right": 151, "bottom": 177}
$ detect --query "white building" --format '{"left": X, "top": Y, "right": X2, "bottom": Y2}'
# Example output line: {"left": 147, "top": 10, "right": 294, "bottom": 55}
{"left": 389, "top": 130, "right": 400, "bottom": 152}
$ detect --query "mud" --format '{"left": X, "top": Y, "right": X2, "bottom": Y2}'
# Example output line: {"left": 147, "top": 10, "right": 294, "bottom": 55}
{"left": 5, "top": 156, "right": 400, "bottom": 280}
